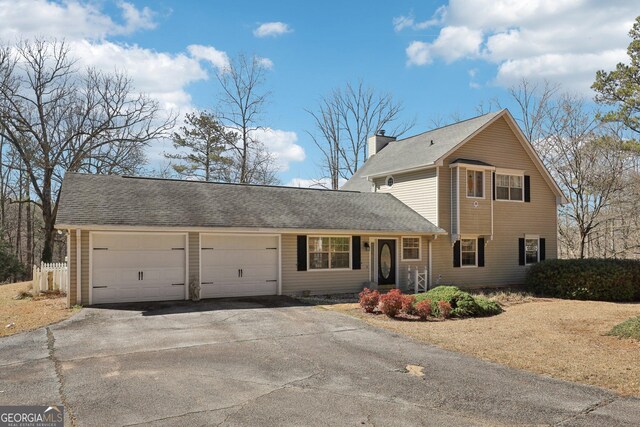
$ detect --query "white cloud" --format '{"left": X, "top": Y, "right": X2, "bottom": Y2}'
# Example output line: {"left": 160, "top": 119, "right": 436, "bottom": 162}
{"left": 393, "top": 7, "right": 446, "bottom": 32}
{"left": 71, "top": 40, "right": 207, "bottom": 112}
{"left": 398, "top": 0, "right": 637, "bottom": 92}
{"left": 253, "top": 22, "right": 292, "bottom": 38}
{"left": 187, "top": 44, "right": 230, "bottom": 71}
{"left": 256, "top": 56, "right": 274, "bottom": 69}
{"left": 253, "top": 128, "right": 305, "bottom": 171}
{"left": 0, "top": 0, "right": 156, "bottom": 40}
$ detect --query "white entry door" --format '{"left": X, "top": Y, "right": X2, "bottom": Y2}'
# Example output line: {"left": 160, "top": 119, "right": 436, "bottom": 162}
{"left": 91, "top": 233, "right": 187, "bottom": 304}
{"left": 200, "top": 235, "right": 278, "bottom": 298}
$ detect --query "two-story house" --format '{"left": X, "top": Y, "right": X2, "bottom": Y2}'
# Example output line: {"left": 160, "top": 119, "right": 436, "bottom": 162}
{"left": 56, "top": 109, "right": 563, "bottom": 306}
{"left": 343, "top": 109, "right": 565, "bottom": 288}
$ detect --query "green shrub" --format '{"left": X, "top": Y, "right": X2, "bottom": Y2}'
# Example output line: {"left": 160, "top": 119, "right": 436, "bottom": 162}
{"left": 525, "top": 259, "right": 640, "bottom": 302}
{"left": 607, "top": 316, "right": 640, "bottom": 340}
{"left": 474, "top": 296, "right": 503, "bottom": 316}
{"left": 414, "top": 286, "right": 502, "bottom": 317}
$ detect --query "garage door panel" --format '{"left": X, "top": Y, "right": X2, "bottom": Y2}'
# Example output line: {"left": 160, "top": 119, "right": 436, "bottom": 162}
{"left": 91, "top": 233, "right": 186, "bottom": 304}
{"left": 201, "top": 235, "right": 277, "bottom": 250}
{"left": 200, "top": 235, "right": 279, "bottom": 298}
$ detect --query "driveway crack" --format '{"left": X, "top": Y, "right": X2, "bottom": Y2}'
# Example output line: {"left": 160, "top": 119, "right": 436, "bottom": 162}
{"left": 554, "top": 396, "right": 618, "bottom": 426}
{"left": 46, "top": 327, "right": 77, "bottom": 427}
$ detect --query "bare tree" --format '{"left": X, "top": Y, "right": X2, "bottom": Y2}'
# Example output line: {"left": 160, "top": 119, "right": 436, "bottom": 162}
{"left": 307, "top": 81, "right": 413, "bottom": 189}
{"left": 216, "top": 54, "right": 278, "bottom": 184}
{"left": 505, "top": 81, "right": 633, "bottom": 259}
{"left": 0, "top": 39, "right": 174, "bottom": 261}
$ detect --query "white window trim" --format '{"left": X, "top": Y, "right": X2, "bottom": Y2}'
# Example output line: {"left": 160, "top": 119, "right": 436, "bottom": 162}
{"left": 460, "top": 237, "right": 478, "bottom": 268}
{"left": 401, "top": 236, "right": 421, "bottom": 262}
{"left": 495, "top": 173, "right": 525, "bottom": 202}
{"left": 307, "top": 235, "right": 352, "bottom": 272}
{"left": 525, "top": 235, "right": 540, "bottom": 265}
{"left": 465, "top": 169, "right": 485, "bottom": 199}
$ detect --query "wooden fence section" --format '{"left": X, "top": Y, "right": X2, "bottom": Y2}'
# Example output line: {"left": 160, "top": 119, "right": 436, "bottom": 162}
{"left": 32, "top": 262, "right": 68, "bottom": 294}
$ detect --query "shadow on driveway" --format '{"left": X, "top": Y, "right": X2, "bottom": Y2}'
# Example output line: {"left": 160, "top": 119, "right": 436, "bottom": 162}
{"left": 91, "top": 295, "right": 312, "bottom": 316}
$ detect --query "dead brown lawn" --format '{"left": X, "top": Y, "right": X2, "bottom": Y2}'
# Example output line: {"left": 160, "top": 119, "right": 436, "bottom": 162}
{"left": 323, "top": 298, "right": 640, "bottom": 396}
{"left": 0, "top": 281, "right": 79, "bottom": 338}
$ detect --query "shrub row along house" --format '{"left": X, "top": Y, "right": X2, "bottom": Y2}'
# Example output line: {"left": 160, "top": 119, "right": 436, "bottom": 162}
{"left": 56, "top": 109, "right": 565, "bottom": 306}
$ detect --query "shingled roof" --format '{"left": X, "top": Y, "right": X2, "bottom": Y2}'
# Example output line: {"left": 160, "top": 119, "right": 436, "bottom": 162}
{"left": 342, "top": 110, "right": 503, "bottom": 191}
{"left": 56, "top": 173, "right": 445, "bottom": 234}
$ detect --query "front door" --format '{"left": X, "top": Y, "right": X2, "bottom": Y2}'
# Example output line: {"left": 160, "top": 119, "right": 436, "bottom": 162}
{"left": 378, "top": 239, "right": 396, "bottom": 286}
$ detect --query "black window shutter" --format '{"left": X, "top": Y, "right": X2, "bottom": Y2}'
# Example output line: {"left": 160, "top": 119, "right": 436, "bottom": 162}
{"left": 297, "top": 235, "right": 307, "bottom": 271}
{"left": 518, "top": 238, "right": 525, "bottom": 265}
{"left": 478, "top": 238, "right": 485, "bottom": 267}
{"left": 539, "top": 238, "right": 546, "bottom": 261}
{"left": 453, "top": 240, "right": 461, "bottom": 268}
{"left": 352, "top": 236, "right": 361, "bottom": 270}
{"left": 524, "top": 175, "right": 531, "bottom": 202}
{"left": 492, "top": 172, "right": 496, "bottom": 200}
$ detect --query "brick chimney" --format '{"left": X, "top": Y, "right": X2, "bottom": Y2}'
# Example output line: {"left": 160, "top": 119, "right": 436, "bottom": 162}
{"left": 367, "top": 130, "right": 396, "bottom": 159}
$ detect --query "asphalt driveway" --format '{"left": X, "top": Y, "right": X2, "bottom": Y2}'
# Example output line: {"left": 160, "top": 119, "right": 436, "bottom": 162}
{"left": 1, "top": 296, "right": 639, "bottom": 426}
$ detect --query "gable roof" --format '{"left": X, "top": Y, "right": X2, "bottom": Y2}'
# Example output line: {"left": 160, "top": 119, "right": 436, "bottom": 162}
{"left": 341, "top": 109, "right": 565, "bottom": 201}
{"left": 56, "top": 173, "right": 446, "bottom": 234}
{"left": 342, "top": 111, "right": 501, "bottom": 191}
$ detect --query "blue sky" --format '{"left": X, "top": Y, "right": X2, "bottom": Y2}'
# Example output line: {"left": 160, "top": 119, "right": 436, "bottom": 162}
{"left": 1, "top": 0, "right": 638, "bottom": 185}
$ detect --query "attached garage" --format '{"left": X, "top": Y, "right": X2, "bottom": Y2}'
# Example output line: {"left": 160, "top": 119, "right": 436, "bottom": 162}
{"left": 91, "top": 233, "right": 188, "bottom": 304}
{"left": 200, "top": 234, "right": 279, "bottom": 298}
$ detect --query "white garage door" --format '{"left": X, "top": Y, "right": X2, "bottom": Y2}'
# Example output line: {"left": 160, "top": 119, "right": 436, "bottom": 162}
{"left": 91, "top": 233, "right": 187, "bottom": 304}
{"left": 200, "top": 235, "right": 278, "bottom": 298}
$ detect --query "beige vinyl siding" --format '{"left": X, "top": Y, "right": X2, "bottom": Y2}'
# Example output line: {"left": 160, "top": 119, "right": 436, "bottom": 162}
{"left": 374, "top": 169, "right": 438, "bottom": 225}
{"left": 281, "top": 233, "right": 370, "bottom": 295}
{"left": 80, "top": 230, "right": 90, "bottom": 305}
{"left": 434, "top": 116, "right": 558, "bottom": 286}
{"left": 67, "top": 229, "right": 77, "bottom": 307}
{"left": 458, "top": 167, "right": 492, "bottom": 236}
{"left": 188, "top": 232, "right": 199, "bottom": 292}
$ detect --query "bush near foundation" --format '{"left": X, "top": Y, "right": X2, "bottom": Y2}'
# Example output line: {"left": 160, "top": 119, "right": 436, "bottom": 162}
{"left": 414, "top": 286, "right": 503, "bottom": 318}
{"left": 358, "top": 288, "right": 380, "bottom": 313}
{"left": 525, "top": 259, "right": 640, "bottom": 302}
{"left": 379, "top": 289, "right": 404, "bottom": 317}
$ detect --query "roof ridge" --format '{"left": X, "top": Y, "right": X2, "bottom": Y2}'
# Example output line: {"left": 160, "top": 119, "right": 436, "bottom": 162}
{"left": 394, "top": 109, "right": 504, "bottom": 143}
{"left": 66, "top": 172, "right": 363, "bottom": 194}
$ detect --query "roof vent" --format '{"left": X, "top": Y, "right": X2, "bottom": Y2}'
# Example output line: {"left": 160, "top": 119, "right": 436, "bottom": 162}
{"left": 378, "top": 129, "right": 386, "bottom": 136}
{"left": 430, "top": 139, "right": 434, "bottom": 146}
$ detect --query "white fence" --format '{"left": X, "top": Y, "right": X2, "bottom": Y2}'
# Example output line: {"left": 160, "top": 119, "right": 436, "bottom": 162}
{"left": 32, "top": 262, "right": 68, "bottom": 294}
{"left": 408, "top": 266, "right": 429, "bottom": 294}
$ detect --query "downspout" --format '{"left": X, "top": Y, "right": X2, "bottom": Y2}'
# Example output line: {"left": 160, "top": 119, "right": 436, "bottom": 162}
{"left": 76, "top": 230, "right": 81, "bottom": 305}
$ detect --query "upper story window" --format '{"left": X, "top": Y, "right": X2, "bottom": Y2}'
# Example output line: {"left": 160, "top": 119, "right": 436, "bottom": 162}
{"left": 386, "top": 176, "right": 394, "bottom": 187}
{"left": 466, "top": 170, "right": 483, "bottom": 198}
{"left": 401, "top": 237, "right": 421, "bottom": 261}
{"left": 496, "top": 174, "right": 523, "bottom": 201}
{"left": 308, "top": 236, "right": 351, "bottom": 270}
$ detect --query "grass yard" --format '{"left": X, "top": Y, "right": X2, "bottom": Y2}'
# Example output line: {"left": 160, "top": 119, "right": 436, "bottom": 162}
{"left": 321, "top": 295, "right": 640, "bottom": 396}
{"left": 0, "top": 281, "right": 79, "bottom": 338}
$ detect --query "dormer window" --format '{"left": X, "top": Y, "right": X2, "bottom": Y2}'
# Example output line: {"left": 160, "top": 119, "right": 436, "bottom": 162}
{"left": 386, "top": 176, "right": 394, "bottom": 187}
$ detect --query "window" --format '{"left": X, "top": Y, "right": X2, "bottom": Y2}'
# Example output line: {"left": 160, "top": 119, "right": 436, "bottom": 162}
{"left": 402, "top": 237, "right": 420, "bottom": 261}
{"left": 496, "top": 174, "right": 523, "bottom": 201}
{"left": 308, "top": 236, "right": 350, "bottom": 270}
{"left": 525, "top": 238, "right": 539, "bottom": 264}
{"left": 461, "top": 238, "right": 477, "bottom": 267}
{"left": 466, "top": 170, "right": 483, "bottom": 198}
{"left": 386, "top": 176, "right": 394, "bottom": 187}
